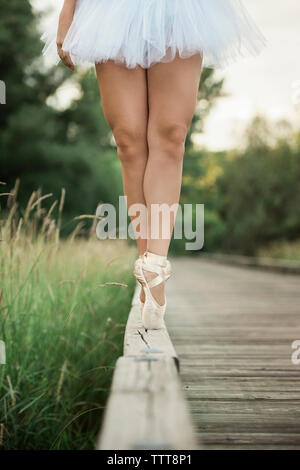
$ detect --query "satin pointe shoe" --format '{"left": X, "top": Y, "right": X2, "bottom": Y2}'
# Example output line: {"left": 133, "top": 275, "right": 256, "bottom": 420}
{"left": 139, "top": 251, "right": 172, "bottom": 330}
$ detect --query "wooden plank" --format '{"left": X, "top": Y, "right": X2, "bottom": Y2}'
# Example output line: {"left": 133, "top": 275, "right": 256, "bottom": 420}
{"left": 184, "top": 380, "right": 300, "bottom": 392}
{"left": 195, "top": 433, "right": 300, "bottom": 447}
{"left": 188, "top": 401, "right": 300, "bottom": 414}
{"left": 191, "top": 422, "right": 300, "bottom": 436}
{"left": 97, "top": 356, "right": 197, "bottom": 450}
{"left": 165, "top": 257, "right": 300, "bottom": 449}
{"left": 180, "top": 365, "right": 300, "bottom": 377}
{"left": 98, "top": 256, "right": 300, "bottom": 450}
{"left": 184, "top": 390, "right": 300, "bottom": 399}
{"left": 200, "top": 252, "right": 300, "bottom": 275}
{"left": 124, "top": 285, "right": 179, "bottom": 369}
{"left": 97, "top": 284, "right": 196, "bottom": 450}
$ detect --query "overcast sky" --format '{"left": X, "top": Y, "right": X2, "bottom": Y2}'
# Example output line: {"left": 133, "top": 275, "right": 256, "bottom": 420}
{"left": 199, "top": 0, "right": 300, "bottom": 150}
{"left": 35, "top": 0, "right": 300, "bottom": 150}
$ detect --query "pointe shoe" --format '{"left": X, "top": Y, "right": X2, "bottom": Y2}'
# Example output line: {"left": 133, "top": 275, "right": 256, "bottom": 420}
{"left": 134, "top": 254, "right": 171, "bottom": 320}
{"left": 140, "top": 251, "right": 172, "bottom": 330}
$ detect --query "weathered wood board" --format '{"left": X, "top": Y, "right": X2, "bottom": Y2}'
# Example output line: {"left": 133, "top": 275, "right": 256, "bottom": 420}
{"left": 166, "top": 257, "right": 300, "bottom": 450}
{"left": 98, "top": 356, "right": 197, "bottom": 450}
{"left": 124, "top": 285, "right": 178, "bottom": 368}
{"left": 97, "top": 284, "right": 196, "bottom": 450}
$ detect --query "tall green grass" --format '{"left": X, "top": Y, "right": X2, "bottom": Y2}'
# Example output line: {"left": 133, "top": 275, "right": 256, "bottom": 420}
{"left": 0, "top": 182, "right": 135, "bottom": 449}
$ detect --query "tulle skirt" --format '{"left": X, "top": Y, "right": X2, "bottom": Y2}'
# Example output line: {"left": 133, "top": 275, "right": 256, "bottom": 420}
{"left": 41, "top": 0, "right": 266, "bottom": 69}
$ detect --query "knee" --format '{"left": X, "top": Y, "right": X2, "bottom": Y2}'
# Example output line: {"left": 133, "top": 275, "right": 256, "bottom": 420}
{"left": 148, "top": 123, "right": 188, "bottom": 161}
{"left": 113, "top": 126, "right": 147, "bottom": 165}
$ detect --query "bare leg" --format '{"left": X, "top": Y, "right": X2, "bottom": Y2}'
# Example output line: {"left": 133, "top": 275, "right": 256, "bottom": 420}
{"left": 144, "top": 54, "right": 203, "bottom": 304}
{"left": 96, "top": 61, "right": 148, "bottom": 256}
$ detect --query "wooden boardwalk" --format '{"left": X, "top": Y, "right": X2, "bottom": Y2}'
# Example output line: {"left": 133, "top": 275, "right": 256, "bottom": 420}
{"left": 166, "top": 257, "right": 300, "bottom": 450}
{"left": 98, "top": 283, "right": 196, "bottom": 450}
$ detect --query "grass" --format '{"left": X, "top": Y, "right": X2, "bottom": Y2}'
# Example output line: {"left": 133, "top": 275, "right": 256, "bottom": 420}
{"left": 257, "top": 240, "right": 300, "bottom": 262}
{"left": 0, "top": 182, "right": 136, "bottom": 449}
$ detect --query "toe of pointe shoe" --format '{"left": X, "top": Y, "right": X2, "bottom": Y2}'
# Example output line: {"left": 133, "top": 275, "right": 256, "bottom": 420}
{"left": 142, "top": 302, "right": 166, "bottom": 330}
{"left": 139, "top": 300, "right": 144, "bottom": 315}
{"left": 142, "top": 316, "right": 165, "bottom": 330}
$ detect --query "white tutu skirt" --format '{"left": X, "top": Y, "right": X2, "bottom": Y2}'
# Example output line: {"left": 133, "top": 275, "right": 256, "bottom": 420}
{"left": 42, "top": 0, "right": 266, "bottom": 69}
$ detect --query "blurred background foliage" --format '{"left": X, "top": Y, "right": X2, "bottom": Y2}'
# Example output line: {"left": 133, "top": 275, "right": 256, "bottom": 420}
{"left": 1, "top": 1, "right": 300, "bottom": 258}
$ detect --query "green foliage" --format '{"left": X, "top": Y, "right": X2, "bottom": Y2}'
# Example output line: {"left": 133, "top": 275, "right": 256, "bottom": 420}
{"left": 0, "top": 1, "right": 121, "bottom": 231}
{"left": 0, "top": 188, "right": 135, "bottom": 450}
{"left": 0, "top": 252, "right": 133, "bottom": 449}
{"left": 177, "top": 116, "right": 300, "bottom": 256}
{"left": 0, "top": 2, "right": 224, "bottom": 229}
{"left": 2, "top": 2, "right": 298, "bottom": 258}
{"left": 186, "top": 67, "right": 225, "bottom": 149}
{"left": 258, "top": 239, "right": 300, "bottom": 261}
{"left": 170, "top": 149, "right": 227, "bottom": 255}
{"left": 217, "top": 120, "right": 300, "bottom": 255}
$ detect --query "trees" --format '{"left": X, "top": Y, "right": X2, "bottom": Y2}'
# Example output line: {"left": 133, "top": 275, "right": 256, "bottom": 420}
{"left": 186, "top": 67, "right": 225, "bottom": 149}
{"left": 176, "top": 116, "right": 300, "bottom": 256}
{"left": 0, "top": 1, "right": 120, "bottom": 229}
{"left": 217, "top": 118, "right": 300, "bottom": 255}
{"left": 0, "top": 2, "right": 225, "bottom": 222}
{"left": 0, "top": 1, "right": 226, "bottom": 241}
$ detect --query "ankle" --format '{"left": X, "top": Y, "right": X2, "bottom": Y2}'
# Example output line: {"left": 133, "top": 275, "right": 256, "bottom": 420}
{"left": 144, "top": 251, "right": 167, "bottom": 267}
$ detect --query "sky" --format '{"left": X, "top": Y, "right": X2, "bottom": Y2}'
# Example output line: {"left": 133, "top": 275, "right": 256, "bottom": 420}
{"left": 35, "top": 0, "right": 300, "bottom": 150}
{"left": 198, "top": 0, "right": 300, "bottom": 150}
